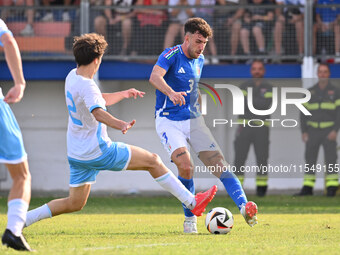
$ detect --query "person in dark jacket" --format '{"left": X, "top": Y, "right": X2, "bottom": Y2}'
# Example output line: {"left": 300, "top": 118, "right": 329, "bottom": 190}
{"left": 234, "top": 60, "right": 273, "bottom": 196}
{"left": 298, "top": 63, "right": 340, "bottom": 197}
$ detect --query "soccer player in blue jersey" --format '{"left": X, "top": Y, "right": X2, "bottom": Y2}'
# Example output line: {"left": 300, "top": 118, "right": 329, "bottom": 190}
{"left": 149, "top": 17, "right": 258, "bottom": 233}
{"left": 0, "top": 18, "right": 33, "bottom": 251}
{"left": 23, "top": 33, "right": 217, "bottom": 233}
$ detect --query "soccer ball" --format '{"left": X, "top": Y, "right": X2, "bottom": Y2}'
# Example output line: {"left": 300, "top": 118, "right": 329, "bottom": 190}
{"left": 205, "top": 207, "right": 234, "bottom": 234}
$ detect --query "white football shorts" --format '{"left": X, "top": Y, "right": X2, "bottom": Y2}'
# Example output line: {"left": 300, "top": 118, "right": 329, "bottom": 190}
{"left": 155, "top": 115, "right": 221, "bottom": 158}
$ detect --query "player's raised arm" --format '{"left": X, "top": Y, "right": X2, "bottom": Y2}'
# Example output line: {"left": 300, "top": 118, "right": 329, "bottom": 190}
{"left": 149, "top": 65, "right": 187, "bottom": 106}
{"left": 91, "top": 107, "right": 135, "bottom": 134}
{"left": 102, "top": 88, "right": 145, "bottom": 106}
{"left": 1, "top": 32, "right": 26, "bottom": 104}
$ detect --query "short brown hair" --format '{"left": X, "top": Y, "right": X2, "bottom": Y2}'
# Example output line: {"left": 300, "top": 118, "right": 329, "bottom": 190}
{"left": 73, "top": 33, "right": 108, "bottom": 66}
{"left": 184, "top": 18, "right": 213, "bottom": 38}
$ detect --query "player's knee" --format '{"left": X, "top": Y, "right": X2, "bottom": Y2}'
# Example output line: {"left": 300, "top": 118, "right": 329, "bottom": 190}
{"left": 69, "top": 199, "right": 87, "bottom": 212}
{"left": 149, "top": 153, "right": 163, "bottom": 168}
{"left": 206, "top": 153, "right": 225, "bottom": 166}
{"left": 12, "top": 171, "right": 31, "bottom": 185}
{"left": 25, "top": 171, "right": 31, "bottom": 186}
{"left": 177, "top": 162, "right": 193, "bottom": 178}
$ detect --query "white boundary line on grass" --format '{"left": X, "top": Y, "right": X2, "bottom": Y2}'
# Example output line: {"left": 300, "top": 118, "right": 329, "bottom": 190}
{"left": 83, "top": 242, "right": 190, "bottom": 251}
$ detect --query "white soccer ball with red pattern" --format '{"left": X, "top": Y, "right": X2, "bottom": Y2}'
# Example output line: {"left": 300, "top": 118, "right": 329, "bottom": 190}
{"left": 205, "top": 207, "right": 234, "bottom": 234}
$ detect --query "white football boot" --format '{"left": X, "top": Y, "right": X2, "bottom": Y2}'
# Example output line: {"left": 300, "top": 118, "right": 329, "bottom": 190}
{"left": 183, "top": 216, "right": 198, "bottom": 233}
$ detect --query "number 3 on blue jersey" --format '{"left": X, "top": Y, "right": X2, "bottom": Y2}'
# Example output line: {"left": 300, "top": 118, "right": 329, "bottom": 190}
{"left": 66, "top": 91, "right": 83, "bottom": 126}
{"left": 186, "top": 79, "right": 194, "bottom": 93}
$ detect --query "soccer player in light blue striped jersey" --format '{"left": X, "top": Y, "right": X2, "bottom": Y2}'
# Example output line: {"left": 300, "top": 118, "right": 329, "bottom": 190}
{"left": 149, "top": 17, "right": 258, "bottom": 233}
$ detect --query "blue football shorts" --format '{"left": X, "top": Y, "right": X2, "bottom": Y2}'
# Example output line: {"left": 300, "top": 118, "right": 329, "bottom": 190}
{"left": 0, "top": 98, "right": 27, "bottom": 164}
{"left": 68, "top": 142, "right": 131, "bottom": 187}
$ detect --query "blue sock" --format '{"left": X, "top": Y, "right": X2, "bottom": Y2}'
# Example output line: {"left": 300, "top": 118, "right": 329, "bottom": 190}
{"left": 178, "top": 176, "right": 195, "bottom": 217}
{"left": 220, "top": 171, "right": 248, "bottom": 210}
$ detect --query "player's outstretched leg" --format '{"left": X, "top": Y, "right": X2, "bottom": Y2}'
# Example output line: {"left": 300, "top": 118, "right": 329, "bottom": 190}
{"left": 127, "top": 145, "right": 217, "bottom": 217}
{"left": 219, "top": 170, "right": 258, "bottom": 227}
{"left": 199, "top": 151, "right": 258, "bottom": 227}
{"left": 25, "top": 184, "right": 91, "bottom": 228}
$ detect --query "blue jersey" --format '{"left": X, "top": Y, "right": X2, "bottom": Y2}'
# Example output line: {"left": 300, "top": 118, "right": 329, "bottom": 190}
{"left": 155, "top": 45, "right": 204, "bottom": 121}
{"left": 316, "top": 0, "right": 340, "bottom": 23}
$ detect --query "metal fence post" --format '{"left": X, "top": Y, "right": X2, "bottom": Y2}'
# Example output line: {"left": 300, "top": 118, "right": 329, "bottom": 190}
{"left": 302, "top": 0, "right": 316, "bottom": 87}
{"left": 80, "top": 0, "right": 90, "bottom": 35}
{"left": 304, "top": 0, "right": 313, "bottom": 58}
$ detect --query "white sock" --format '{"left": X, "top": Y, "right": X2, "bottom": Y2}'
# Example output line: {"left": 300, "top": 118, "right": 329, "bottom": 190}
{"left": 7, "top": 199, "right": 29, "bottom": 237}
{"left": 155, "top": 172, "right": 196, "bottom": 209}
{"left": 185, "top": 215, "right": 197, "bottom": 222}
{"left": 25, "top": 204, "right": 52, "bottom": 227}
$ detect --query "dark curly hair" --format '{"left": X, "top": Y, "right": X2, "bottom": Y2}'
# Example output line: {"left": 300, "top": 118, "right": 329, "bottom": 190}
{"left": 184, "top": 17, "right": 213, "bottom": 38}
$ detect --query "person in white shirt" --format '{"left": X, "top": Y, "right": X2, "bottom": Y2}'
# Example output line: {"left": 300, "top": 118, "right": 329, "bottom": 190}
{"left": 0, "top": 18, "right": 33, "bottom": 251}
{"left": 24, "top": 33, "right": 217, "bottom": 234}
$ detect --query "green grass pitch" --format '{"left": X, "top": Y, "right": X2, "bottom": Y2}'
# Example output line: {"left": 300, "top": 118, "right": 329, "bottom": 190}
{"left": 0, "top": 195, "right": 340, "bottom": 255}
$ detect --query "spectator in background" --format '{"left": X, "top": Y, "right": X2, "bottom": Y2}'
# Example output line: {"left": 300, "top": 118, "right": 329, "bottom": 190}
{"left": 234, "top": 60, "right": 272, "bottom": 197}
{"left": 214, "top": 0, "right": 246, "bottom": 63}
{"left": 240, "top": 0, "right": 274, "bottom": 61}
{"left": 132, "top": 0, "right": 168, "bottom": 57}
{"left": 298, "top": 64, "right": 340, "bottom": 197}
{"left": 40, "top": 0, "right": 76, "bottom": 22}
{"left": 2, "top": 0, "right": 35, "bottom": 36}
{"left": 274, "top": 0, "right": 304, "bottom": 60}
{"left": 195, "top": 0, "right": 225, "bottom": 64}
{"left": 94, "top": 0, "right": 137, "bottom": 55}
{"left": 91, "top": 0, "right": 105, "bottom": 34}
{"left": 163, "top": 0, "right": 195, "bottom": 49}
{"left": 313, "top": 0, "right": 340, "bottom": 58}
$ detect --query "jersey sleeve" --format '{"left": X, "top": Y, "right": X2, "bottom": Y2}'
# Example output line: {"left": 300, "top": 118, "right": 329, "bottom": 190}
{"left": 81, "top": 80, "right": 107, "bottom": 113}
{"left": 0, "top": 19, "right": 13, "bottom": 47}
{"left": 155, "top": 48, "right": 177, "bottom": 72}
